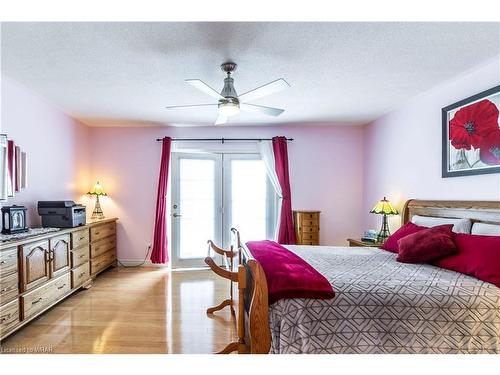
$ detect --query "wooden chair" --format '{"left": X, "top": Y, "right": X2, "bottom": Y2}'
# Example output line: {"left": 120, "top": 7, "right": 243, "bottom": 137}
{"left": 204, "top": 229, "right": 249, "bottom": 354}
{"left": 205, "top": 240, "right": 236, "bottom": 315}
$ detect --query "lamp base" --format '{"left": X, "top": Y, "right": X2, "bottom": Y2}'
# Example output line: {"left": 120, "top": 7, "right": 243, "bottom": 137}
{"left": 377, "top": 214, "right": 391, "bottom": 243}
{"left": 91, "top": 195, "right": 105, "bottom": 221}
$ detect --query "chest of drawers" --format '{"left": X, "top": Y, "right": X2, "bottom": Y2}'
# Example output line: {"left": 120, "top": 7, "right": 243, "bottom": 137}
{"left": 293, "top": 211, "right": 320, "bottom": 245}
{"left": 0, "top": 218, "right": 118, "bottom": 341}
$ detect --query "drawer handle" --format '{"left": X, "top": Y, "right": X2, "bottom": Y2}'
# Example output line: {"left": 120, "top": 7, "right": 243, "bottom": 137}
{"left": 1, "top": 314, "right": 11, "bottom": 322}
{"left": 79, "top": 237, "right": 86, "bottom": 241}
{"left": 79, "top": 254, "right": 86, "bottom": 259}
{"left": 0, "top": 260, "right": 5, "bottom": 265}
{"left": 32, "top": 298, "right": 43, "bottom": 305}
{"left": 95, "top": 232, "right": 100, "bottom": 235}
{"left": 57, "top": 284, "right": 66, "bottom": 290}
{"left": 1, "top": 288, "right": 7, "bottom": 293}
{"left": 79, "top": 272, "right": 86, "bottom": 277}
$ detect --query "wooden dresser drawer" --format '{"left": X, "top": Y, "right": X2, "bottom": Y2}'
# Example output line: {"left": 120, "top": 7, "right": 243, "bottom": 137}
{"left": 90, "top": 251, "right": 116, "bottom": 276}
{"left": 71, "top": 228, "right": 90, "bottom": 249}
{"left": 0, "top": 247, "right": 18, "bottom": 276}
{"left": 299, "top": 232, "right": 319, "bottom": 241}
{"left": 299, "top": 212, "right": 319, "bottom": 221}
{"left": 90, "top": 222, "right": 115, "bottom": 242}
{"left": 71, "top": 262, "right": 90, "bottom": 289}
{"left": 71, "top": 245, "right": 90, "bottom": 268}
{"left": 0, "top": 271, "right": 19, "bottom": 305}
{"left": 21, "top": 273, "right": 71, "bottom": 320}
{"left": 298, "top": 217, "right": 319, "bottom": 227}
{"left": 90, "top": 236, "right": 116, "bottom": 259}
{"left": 0, "top": 299, "right": 20, "bottom": 337}
{"left": 299, "top": 225, "right": 319, "bottom": 233}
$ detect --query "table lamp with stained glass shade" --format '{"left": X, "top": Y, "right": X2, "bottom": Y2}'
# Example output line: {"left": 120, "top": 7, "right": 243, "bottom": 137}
{"left": 370, "top": 197, "right": 399, "bottom": 243}
{"left": 88, "top": 181, "right": 107, "bottom": 220}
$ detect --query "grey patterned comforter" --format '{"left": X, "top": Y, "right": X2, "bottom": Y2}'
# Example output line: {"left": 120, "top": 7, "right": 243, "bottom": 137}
{"left": 268, "top": 245, "right": 500, "bottom": 354}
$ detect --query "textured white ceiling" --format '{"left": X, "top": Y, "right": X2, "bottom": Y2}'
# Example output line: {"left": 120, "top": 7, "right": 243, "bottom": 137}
{"left": 1, "top": 22, "right": 499, "bottom": 127}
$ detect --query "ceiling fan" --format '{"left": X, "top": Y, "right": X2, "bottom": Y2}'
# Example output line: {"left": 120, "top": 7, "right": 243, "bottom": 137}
{"left": 166, "top": 62, "right": 290, "bottom": 125}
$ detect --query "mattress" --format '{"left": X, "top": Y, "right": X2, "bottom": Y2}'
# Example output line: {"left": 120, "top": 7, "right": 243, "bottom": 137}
{"left": 268, "top": 245, "right": 500, "bottom": 354}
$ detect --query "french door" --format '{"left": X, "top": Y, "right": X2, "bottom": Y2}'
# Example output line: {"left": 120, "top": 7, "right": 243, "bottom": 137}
{"left": 170, "top": 152, "right": 276, "bottom": 268}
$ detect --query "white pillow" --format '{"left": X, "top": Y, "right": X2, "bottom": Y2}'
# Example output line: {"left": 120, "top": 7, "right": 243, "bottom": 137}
{"left": 471, "top": 222, "right": 500, "bottom": 236}
{"left": 411, "top": 215, "right": 472, "bottom": 234}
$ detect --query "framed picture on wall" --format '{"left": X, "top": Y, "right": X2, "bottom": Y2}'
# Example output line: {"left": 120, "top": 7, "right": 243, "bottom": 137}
{"left": 0, "top": 135, "right": 8, "bottom": 201}
{"left": 442, "top": 85, "right": 500, "bottom": 177}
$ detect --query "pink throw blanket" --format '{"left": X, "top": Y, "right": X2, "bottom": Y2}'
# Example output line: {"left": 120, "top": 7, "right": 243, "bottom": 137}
{"left": 246, "top": 240, "right": 335, "bottom": 304}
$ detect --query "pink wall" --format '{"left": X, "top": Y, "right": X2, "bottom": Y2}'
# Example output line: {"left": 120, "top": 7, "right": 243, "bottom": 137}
{"left": 88, "top": 125, "right": 365, "bottom": 261}
{"left": 363, "top": 57, "right": 500, "bottom": 232}
{"left": 5, "top": 54, "right": 498, "bottom": 263}
{"left": 1, "top": 76, "right": 90, "bottom": 226}
{"left": 1, "top": 74, "right": 365, "bottom": 263}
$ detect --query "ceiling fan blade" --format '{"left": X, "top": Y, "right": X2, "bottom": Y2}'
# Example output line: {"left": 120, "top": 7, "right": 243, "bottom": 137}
{"left": 238, "top": 78, "right": 290, "bottom": 102}
{"left": 240, "top": 103, "right": 285, "bottom": 117}
{"left": 186, "top": 79, "right": 224, "bottom": 100}
{"left": 215, "top": 114, "right": 228, "bottom": 125}
{"left": 165, "top": 103, "right": 217, "bottom": 110}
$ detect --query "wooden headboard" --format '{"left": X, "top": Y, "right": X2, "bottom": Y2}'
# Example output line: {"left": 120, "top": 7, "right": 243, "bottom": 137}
{"left": 401, "top": 200, "right": 500, "bottom": 226}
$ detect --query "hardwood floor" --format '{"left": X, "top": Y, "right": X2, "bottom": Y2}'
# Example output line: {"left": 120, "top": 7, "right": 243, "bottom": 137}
{"left": 0, "top": 267, "right": 237, "bottom": 354}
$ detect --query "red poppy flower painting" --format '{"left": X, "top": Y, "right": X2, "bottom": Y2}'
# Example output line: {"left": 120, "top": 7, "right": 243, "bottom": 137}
{"left": 479, "top": 130, "right": 500, "bottom": 165}
{"left": 443, "top": 86, "right": 500, "bottom": 177}
{"left": 449, "top": 99, "right": 499, "bottom": 150}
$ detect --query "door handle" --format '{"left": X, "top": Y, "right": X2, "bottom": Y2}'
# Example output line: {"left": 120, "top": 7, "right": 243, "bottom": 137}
{"left": 172, "top": 213, "right": 182, "bottom": 218}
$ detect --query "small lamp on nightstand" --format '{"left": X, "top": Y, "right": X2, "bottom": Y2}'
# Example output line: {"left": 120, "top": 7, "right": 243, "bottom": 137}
{"left": 370, "top": 197, "right": 398, "bottom": 243}
{"left": 88, "top": 181, "right": 107, "bottom": 220}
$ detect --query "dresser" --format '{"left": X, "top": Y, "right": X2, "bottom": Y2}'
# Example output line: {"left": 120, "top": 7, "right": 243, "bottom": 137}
{"left": 0, "top": 218, "right": 117, "bottom": 341}
{"left": 293, "top": 211, "right": 320, "bottom": 245}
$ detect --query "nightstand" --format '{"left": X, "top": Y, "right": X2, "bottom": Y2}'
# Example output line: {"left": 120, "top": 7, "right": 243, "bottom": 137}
{"left": 347, "top": 238, "right": 381, "bottom": 248}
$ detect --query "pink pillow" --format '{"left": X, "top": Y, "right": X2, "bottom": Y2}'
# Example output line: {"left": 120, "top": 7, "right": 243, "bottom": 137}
{"left": 433, "top": 233, "right": 500, "bottom": 287}
{"left": 396, "top": 225, "right": 455, "bottom": 263}
{"left": 381, "top": 222, "right": 427, "bottom": 253}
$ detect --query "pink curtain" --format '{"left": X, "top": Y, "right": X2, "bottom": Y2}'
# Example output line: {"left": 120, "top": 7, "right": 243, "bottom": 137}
{"left": 272, "top": 136, "right": 296, "bottom": 245}
{"left": 151, "top": 137, "right": 172, "bottom": 264}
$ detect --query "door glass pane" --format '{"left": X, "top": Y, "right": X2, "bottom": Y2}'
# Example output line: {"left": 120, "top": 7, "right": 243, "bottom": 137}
{"left": 230, "top": 159, "right": 268, "bottom": 240}
{"left": 179, "top": 158, "right": 215, "bottom": 259}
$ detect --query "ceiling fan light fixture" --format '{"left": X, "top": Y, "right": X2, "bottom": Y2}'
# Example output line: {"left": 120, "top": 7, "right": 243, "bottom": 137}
{"left": 166, "top": 61, "right": 289, "bottom": 124}
{"left": 218, "top": 101, "right": 240, "bottom": 117}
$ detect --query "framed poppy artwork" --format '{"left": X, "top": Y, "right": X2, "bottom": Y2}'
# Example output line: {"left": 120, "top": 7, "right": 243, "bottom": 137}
{"left": 442, "top": 85, "right": 500, "bottom": 177}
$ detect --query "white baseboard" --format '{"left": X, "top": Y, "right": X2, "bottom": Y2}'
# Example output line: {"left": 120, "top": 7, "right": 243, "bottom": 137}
{"left": 116, "top": 260, "right": 212, "bottom": 271}
{"left": 117, "top": 259, "right": 168, "bottom": 268}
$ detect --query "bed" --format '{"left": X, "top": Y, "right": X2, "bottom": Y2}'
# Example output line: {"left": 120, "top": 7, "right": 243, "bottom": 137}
{"left": 236, "top": 199, "right": 500, "bottom": 354}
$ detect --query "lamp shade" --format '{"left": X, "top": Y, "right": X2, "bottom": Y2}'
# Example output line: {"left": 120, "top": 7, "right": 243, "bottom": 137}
{"left": 370, "top": 197, "right": 398, "bottom": 215}
{"left": 88, "top": 181, "right": 107, "bottom": 196}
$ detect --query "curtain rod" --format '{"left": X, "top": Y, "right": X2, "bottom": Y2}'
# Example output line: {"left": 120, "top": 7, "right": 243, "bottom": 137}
{"left": 155, "top": 137, "right": 294, "bottom": 142}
